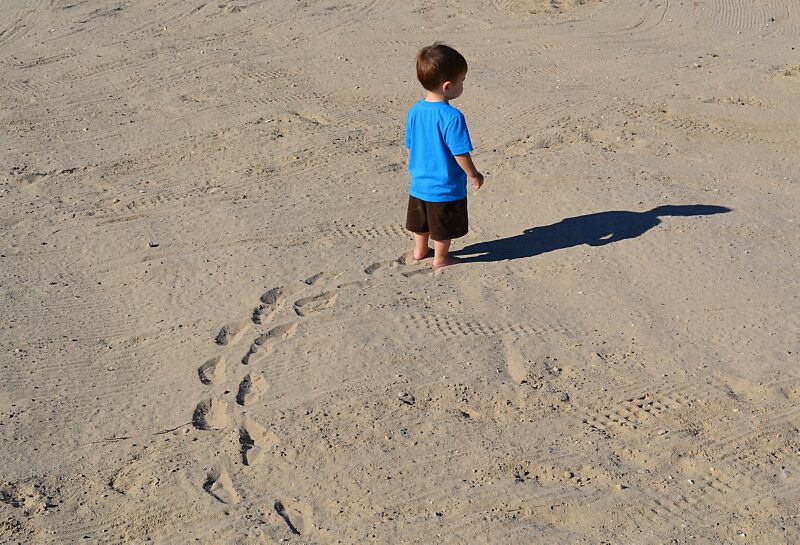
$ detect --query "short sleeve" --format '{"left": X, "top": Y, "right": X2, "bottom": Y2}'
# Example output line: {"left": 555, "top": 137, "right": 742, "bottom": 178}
{"left": 443, "top": 112, "right": 473, "bottom": 155}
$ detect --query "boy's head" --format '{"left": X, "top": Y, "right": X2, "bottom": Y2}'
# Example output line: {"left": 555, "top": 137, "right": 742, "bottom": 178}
{"left": 416, "top": 43, "right": 468, "bottom": 96}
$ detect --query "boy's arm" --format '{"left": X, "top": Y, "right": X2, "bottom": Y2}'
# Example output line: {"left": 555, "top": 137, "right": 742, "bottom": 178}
{"left": 454, "top": 153, "right": 484, "bottom": 189}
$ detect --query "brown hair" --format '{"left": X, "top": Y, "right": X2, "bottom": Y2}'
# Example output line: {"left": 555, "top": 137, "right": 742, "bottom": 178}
{"left": 416, "top": 43, "right": 468, "bottom": 91}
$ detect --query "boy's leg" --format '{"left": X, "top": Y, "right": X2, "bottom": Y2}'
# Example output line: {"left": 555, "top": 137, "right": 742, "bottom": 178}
{"left": 429, "top": 198, "right": 466, "bottom": 269}
{"left": 433, "top": 239, "right": 460, "bottom": 269}
{"left": 406, "top": 197, "right": 432, "bottom": 260}
{"left": 413, "top": 232, "right": 431, "bottom": 261}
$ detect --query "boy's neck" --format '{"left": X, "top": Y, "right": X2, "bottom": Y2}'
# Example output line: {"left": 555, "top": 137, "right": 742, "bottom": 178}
{"left": 424, "top": 90, "right": 448, "bottom": 103}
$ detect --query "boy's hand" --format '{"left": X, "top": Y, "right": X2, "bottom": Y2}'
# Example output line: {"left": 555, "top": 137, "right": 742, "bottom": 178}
{"left": 470, "top": 172, "right": 484, "bottom": 190}
{"left": 453, "top": 154, "right": 484, "bottom": 189}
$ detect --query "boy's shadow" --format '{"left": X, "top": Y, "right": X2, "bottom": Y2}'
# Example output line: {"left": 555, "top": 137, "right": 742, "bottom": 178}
{"left": 453, "top": 204, "right": 731, "bottom": 263}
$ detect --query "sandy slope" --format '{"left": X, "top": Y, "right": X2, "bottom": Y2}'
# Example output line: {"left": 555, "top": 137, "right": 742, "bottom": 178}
{"left": 1, "top": 1, "right": 799, "bottom": 543}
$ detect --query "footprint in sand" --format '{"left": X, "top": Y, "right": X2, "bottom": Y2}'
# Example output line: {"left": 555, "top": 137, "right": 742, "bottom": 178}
{"left": 198, "top": 355, "right": 226, "bottom": 385}
{"left": 274, "top": 498, "right": 312, "bottom": 535}
{"left": 0, "top": 481, "right": 57, "bottom": 516}
{"left": 365, "top": 252, "right": 432, "bottom": 278}
{"left": 253, "top": 287, "right": 284, "bottom": 324}
{"left": 215, "top": 320, "right": 250, "bottom": 346}
{"left": 192, "top": 398, "right": 229, "bottom": 430}
{"left": 109, "top": 457, "right": 162, "bottom": 497}
{"left": 241, "top": 322, "right": 298, "bottom": 364}
{"left": 302, "top": 271, "right": 336, "bottom": 286}
{"left": 401, "top": 267, "right": 433, "bottom": 278}
{"left": 236, "top": 373, "right": 269, "bottom": 406}
{"left": 252, "top": 284, "right": 304, "bottom": 324}
{"left": 252, "top": 273, "right": 337, "bottom": 323}
{"left": 363, "top": 259, "right": 400, "bottom": 274}
{"left": 501, "top": 337, "right": 531, "bottom": 385}
{"left": 204, "top": 468, "right": 240, "bottom": 505}
{"left": 293, "top": 292, "right": 338, "bottom": 317}
{"left": 239, "top": 418, "right": 277, "bottom": 466}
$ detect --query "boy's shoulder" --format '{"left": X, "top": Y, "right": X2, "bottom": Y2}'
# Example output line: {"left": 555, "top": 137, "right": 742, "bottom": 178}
{"left": 407, "top": 100, "right": 464, "bottom": 119}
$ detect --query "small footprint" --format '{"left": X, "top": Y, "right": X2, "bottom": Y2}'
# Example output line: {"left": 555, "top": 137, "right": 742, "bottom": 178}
{"left": 236, "top": 373, "right": 269, "bottom": 406}
{"left": 0, "top": 481, "right": 56, "bottom": 517}
{"left": 109, "top": 464, "right": 157, "bottom": 497}
{"left": 239, "top": 418, "right": 277, "bottom": 466}
{"left": 198, "top": 355, "right": 226, "bottom": 385}
{"left": 396, "top": 250, "right": 430, "bottom": 265}
{"left": 335, "top": 279, "right": 368, "bottom": 290}
{"left": 293, "top": 292, "right": 337, "bottom": 317}
{"left": 253, "top": 322, "right": 298, "bottom": 346}
{"left": 192, "top": 398, "right": 229, "bottom": 430}
{"left": 366, "top": 253, "right": 431, "bottom": 277}
{"left": 252, "top": 284, "right": 305, "bottom": 324}
{"left": 215, "top": 320, "right": 250, "bottom": 346}
{"left": 401, "top": 267, "right": 432, "bottom": 279}
{"left": 204, "top": 468, "right": 240, "bottom": 504}
{"left": 240, "top": 349, "right": 268, "bottom": 367}
{"left": 501, "top": 337, "right": 530, "bottom": 385}
{"left": 274, "top": 499, "right": 312, "bottom": 535}
{"left": 253, "top": 287, "right": 283, "bottom": 324}
{"left": 364, "top": 259, "right": 399, "bottom": 274}
{"left": 242, "top": 322, "right": 298, "bottom": 364}
{"left": 302, "top": 271, "right": 336, "bottom": 286}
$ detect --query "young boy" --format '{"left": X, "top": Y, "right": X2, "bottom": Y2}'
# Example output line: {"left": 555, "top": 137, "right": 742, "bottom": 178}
{"left": 405, "top": 43, "right": 484, "bottom": 269}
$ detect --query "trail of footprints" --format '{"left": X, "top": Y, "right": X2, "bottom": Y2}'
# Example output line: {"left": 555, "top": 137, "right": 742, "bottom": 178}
{"left": 194, "top": 258, "right": 429, "bottom": 433}
{"left": 190, "top": 256, "right": 428, "bottom": 535}
{"left": 189, "top": 249, "right": 550, "bottom": 534}
{"left": 192, "top": 245, "right": 629, "bottom": 536}
{"left": 192, "top": 272, "right": 339, "bottom": 535}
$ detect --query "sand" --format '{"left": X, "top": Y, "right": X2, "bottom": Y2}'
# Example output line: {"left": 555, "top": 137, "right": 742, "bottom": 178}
{"left": 2, "top": 1, "right": 800, "bottom": 543}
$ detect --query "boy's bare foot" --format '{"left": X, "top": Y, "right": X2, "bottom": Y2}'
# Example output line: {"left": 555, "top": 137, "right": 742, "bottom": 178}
{"left": 413, "top": 247, "right": 432, "bottom": 261}
{"left": 432, "top": 255, "right": 461, "bottom": 269}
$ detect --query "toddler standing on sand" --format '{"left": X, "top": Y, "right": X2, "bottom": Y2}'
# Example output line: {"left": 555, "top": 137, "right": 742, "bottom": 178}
{"left": 405, "top": 43, "right": 484, "bottom": 269}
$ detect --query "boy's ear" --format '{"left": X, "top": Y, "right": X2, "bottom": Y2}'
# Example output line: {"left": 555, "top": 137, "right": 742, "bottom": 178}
{"left": 441, "top": 80, "right": 452, "bottom": 92}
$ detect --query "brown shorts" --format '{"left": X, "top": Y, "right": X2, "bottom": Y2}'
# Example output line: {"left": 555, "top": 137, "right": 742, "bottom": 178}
{"left": 405, "top": 195, "right": 468, "bottom": 241}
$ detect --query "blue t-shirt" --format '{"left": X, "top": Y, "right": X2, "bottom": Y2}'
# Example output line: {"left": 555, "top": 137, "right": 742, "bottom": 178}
{"left": 405, "top": 100, "right": 473, "bottom": 202}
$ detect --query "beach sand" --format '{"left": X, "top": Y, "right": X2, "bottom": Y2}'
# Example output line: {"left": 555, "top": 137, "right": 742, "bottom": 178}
{"left": 2, "top": 1, "right": 799, "bottom": 543}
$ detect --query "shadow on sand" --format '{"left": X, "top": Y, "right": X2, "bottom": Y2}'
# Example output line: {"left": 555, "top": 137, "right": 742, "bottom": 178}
{"left": 453, "top": 204, "right": 732, "bottom": 263}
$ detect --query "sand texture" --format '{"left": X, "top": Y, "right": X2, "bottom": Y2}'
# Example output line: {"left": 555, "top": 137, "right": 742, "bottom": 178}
{"left": 2, "top": 1, "right": 800, "bottom": 543}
